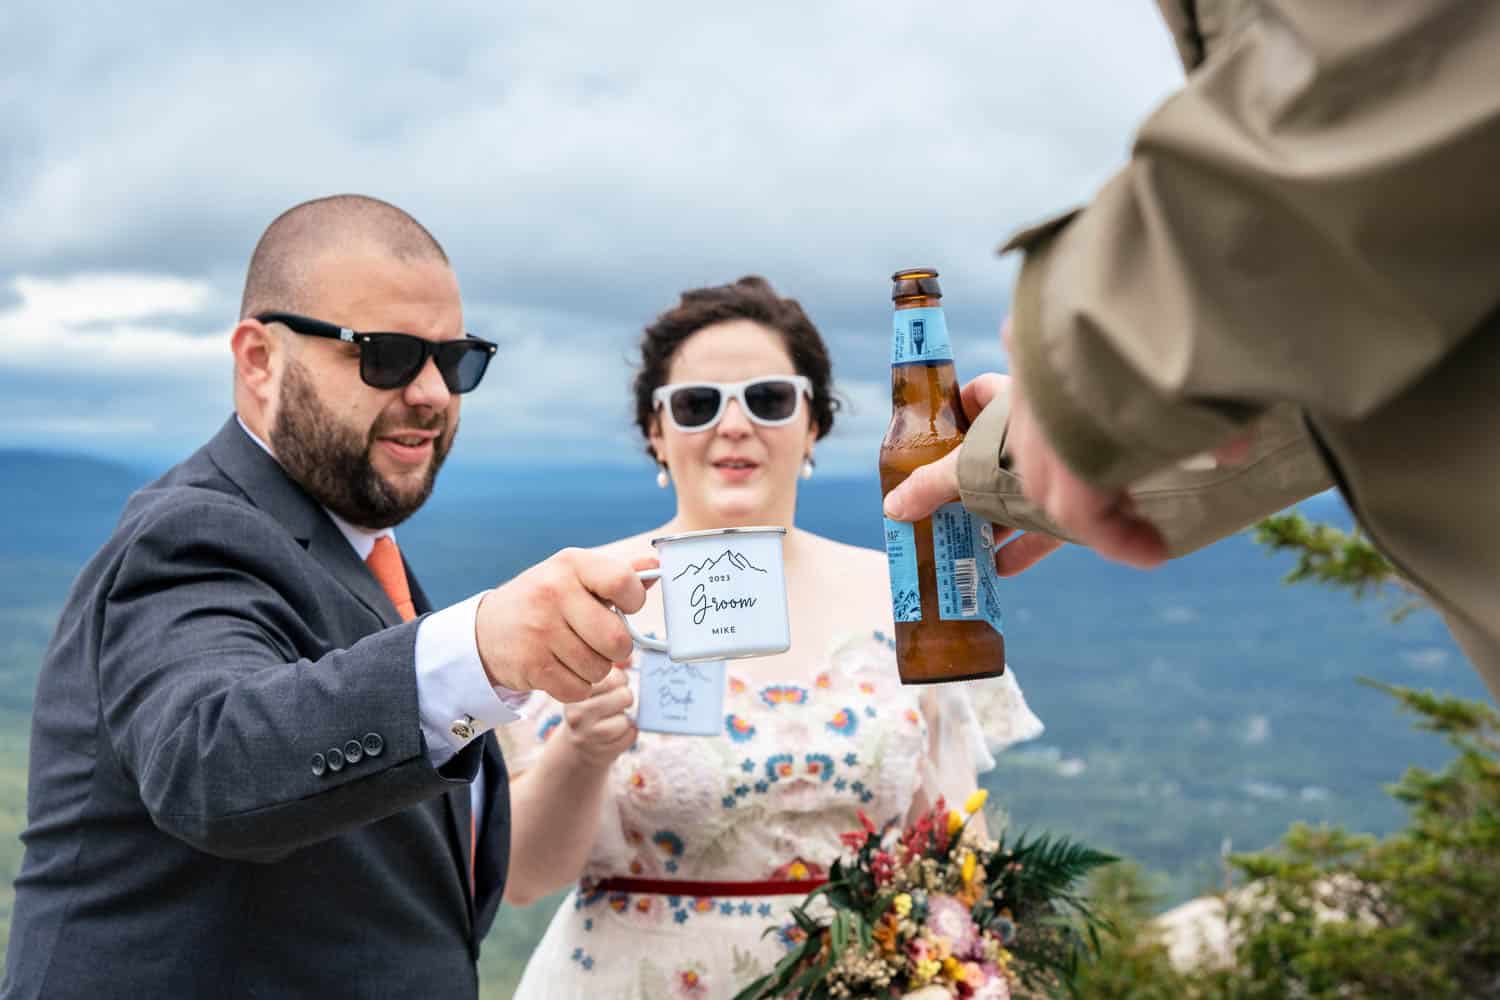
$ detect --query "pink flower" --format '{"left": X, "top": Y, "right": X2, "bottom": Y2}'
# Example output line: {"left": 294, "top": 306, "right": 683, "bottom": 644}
{"left": 925, "top": 894, "right": 979, "bottom": 958}
{"left": 673, "top": 966, "right": 709, "bottom": 998}
{"left": 965, "top": 963, "right": 1010, "bottom": 1000}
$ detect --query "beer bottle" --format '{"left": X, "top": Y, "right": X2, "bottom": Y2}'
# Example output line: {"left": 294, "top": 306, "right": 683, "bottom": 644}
{"left": 879, "top": 267, "right": 1006, "bottom": 684}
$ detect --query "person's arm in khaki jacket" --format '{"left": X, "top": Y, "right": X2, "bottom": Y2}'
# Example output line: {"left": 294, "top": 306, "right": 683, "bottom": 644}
{"left": 958, "top": 392, "right": 1329, "bottom": 559}
{"left": 959, "top": 2, "right": 1498, "bottom": 544}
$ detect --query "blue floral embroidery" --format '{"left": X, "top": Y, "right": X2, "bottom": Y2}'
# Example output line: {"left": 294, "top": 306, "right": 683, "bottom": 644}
{"left": 843, "top": 752, "right": 859, "bottom": 766}
{"left": 673, "top": 909, "right": 689, "bottom": 924}
{"left": 725, "top": 714, "right": 757, "bottom": 743}
{"left": 804, "top": 753, "right": 835, "bottom": 782}
{"left": 652, "top": 830, "right": 686, "bottom": 857}
{"left": 735, "top": 784, "right": 751, "bottom": 798}
{"left": 584, "top": 918, "right": 593, "bottom": 932}
{"left": 719, "top": 901, "right": 735, "bottom": 915}
{"left": 833, "top": 778, "right": 848, "bottom": 792}
{"left": 758, "top": 903, "right": 773, "bottom": 918}
{"left": 759, "top": 685, "right": 808, "bottom": 708}
{"left": 722, "top": 794, "right": 737, "bottom": 809}
{"left": 754, "top": 780, "right": 769, "bottom": 794}
{"left": 666, "top": 860, "right": 679, "bottom": 874}
{"left": 864, "top": 705, "right": 878, "bottom": 718}
{"left": 777, "top": 922, "right": 809, "bottom": 951}
{"left": 739, "top": 902, "right": 754, "bottom": 915}
{"left": 740, "top": 758, "right": 756, "bottom": 773}
{"left": 571, "top": 947, "right": 596, "bottom": 971}
{"left": 765, "top": 753, "right": 794, "bottom": 782}
{"left": 538, "top": 713, "right": 563, "bottom": 742}
{"left": 827, "top": 707, "right": 859, "bottom": 737}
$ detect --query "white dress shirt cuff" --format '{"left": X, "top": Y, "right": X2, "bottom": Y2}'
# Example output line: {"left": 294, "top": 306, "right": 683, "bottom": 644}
{"left": 415, "top": 591, "right": 531, "bottom": 768}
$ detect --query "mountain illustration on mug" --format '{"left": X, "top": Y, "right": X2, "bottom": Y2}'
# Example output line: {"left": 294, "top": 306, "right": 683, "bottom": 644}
{"left": 651, "top": 662, "right": 714, "bottom": 717}
{"left": 671, "top": 549, "right": 768, "bottom": 581}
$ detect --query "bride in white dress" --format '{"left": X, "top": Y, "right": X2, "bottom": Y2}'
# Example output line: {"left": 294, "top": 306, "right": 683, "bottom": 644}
{"left": 500, "top": 277, "right": 1043, "bottom": 999}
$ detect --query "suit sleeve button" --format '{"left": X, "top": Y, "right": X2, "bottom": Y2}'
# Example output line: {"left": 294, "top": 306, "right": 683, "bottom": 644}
{"left": 362, "top": 732, "right": 384, "bottom": 757}
{"left": 310, "top": 753, "right": 327, "bottom": 777}
{"left": 343, "top": 739, "right": 364, "bottom": 764}
{"left": 326, "top": 747, "right": 346, "bottom": 772}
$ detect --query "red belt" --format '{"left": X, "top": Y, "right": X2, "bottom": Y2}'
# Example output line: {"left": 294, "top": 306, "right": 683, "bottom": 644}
{"left": 589, "top": 876, "right": 827, "bottom": 897}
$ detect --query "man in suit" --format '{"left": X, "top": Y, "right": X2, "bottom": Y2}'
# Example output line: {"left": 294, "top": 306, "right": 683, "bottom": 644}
{"left": 2, "top": 194, "right": 649, "bottom": 997}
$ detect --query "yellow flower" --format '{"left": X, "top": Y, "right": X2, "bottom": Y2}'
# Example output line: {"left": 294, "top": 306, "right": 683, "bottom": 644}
{"left": 892, "top": 893, "right": 913, "bottom": 918}
{"left": 912, "top": 958, "right": 942, "bottom": 986}
{"left": 962, "top": 850, "right": 978, "bottom": 885}
{"left": 943, "top": 956, "right": 965, "bottom": 981}
{"left": 947, "top": 810, "right": 964, "bottom": 835}
{"left": 964, "top": 789, "right": 988, "bottom": 815}
{"left": 788, "top": 861, "right": 809, "bottom": 880}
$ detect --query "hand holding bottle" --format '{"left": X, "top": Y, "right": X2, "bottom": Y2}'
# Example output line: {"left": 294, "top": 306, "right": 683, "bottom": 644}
{"left": 882, "top": 371, "right": 1064, "bottom": 577}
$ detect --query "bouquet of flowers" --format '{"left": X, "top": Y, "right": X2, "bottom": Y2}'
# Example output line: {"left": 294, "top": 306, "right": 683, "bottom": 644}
{"left": 733, "top": 791, "right": 1115, "bottom": 1000}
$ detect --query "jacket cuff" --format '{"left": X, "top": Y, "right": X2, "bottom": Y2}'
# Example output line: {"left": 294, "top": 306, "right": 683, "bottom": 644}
{"left": 956, "top": 379, "right": 1078, "bottom": 542}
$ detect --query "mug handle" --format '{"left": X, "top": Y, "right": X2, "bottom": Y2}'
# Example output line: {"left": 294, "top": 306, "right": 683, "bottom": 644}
{"left": 615, "top": 568, "right": 668, "bottom": 653}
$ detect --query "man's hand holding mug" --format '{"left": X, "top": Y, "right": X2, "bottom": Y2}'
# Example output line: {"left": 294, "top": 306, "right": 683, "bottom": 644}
{"left": 475, "top": 548, "right": 657, "bottom": 704}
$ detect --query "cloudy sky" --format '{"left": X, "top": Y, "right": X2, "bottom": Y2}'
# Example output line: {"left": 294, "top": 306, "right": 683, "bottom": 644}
{"left": 2, "top": 1, "right": 1182, "bottom": 475}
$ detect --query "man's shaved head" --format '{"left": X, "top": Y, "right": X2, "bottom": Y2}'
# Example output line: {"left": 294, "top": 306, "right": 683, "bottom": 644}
{"left": 239, "top": 194, "right": 450, "bottom": 319}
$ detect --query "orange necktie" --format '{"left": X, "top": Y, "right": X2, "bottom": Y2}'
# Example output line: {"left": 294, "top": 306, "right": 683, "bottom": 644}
{"left": 370, "top": 536, "right": 475, "bottom": 891}
{"left": 366, "top": 536, "right": 416, "bottom": 623}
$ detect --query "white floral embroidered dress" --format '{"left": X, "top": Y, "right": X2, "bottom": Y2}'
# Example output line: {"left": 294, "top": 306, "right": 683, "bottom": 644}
{"left": 501, "top": 632, "right": 1042, "bottom": 1000}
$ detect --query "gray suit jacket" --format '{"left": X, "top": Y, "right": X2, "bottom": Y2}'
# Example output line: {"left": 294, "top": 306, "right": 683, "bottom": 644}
{"left": 3, "top": 418, "right": 511, "bottom": 998}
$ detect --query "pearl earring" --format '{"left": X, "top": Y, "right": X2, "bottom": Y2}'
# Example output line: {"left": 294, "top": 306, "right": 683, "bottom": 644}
{"left": 801, "top": 456, "right": 815, "bottom": 480}
{"left": 656, "top": 464, "right": 670, "bottom": 489}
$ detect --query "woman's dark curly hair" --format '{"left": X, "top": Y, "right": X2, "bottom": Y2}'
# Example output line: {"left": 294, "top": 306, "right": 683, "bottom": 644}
{"left": 633, "top": 276, "right": 839, "bottom": 458}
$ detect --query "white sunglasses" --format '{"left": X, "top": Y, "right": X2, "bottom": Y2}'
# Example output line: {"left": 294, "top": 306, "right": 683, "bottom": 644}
{"left": 652, "top": 375, "right": 813, "bottom": 433}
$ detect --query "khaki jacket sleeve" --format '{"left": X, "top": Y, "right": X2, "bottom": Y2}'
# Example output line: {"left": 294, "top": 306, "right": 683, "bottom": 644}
{"left": 1004, "top": 1, "right": 1500, "bottom": 491}
{"left": 958, "top": 383, "right": 1331, "bottom": 557}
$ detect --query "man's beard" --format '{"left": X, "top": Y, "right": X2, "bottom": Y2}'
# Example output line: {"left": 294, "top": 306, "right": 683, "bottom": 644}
{"left": 270, "top": 359, "right": 454, "bottom": 530}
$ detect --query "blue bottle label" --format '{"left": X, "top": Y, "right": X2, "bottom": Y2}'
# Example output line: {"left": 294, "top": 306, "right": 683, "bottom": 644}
{"left": 883, "top": 517, "right": 922, "bottom": 622}
{"left": 932, "top": 503, "right": 1005, "bottom": 633}
{"left": 891, "top": 307, "right": 954, "bottom": 366}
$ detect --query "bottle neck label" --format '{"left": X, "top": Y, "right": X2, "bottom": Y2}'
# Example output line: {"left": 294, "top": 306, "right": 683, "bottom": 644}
{"left": 890, "top": 306, "right": 953, "bottom": 366}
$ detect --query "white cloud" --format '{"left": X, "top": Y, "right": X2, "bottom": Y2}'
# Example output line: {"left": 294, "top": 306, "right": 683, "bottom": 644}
{"left": 0, "top": 274, "right": 225, "bottom": 375}
{"left": 0, "top": 1, "right": 1184, "bottom": 463}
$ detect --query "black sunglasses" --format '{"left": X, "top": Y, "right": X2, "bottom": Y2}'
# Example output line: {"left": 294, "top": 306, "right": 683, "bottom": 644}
{"left": 255, "top": 312, "right": 497, "bottom": 394}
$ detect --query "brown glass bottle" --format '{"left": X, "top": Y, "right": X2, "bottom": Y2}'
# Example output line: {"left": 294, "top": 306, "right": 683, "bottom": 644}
{"left": 879, "top": 267, "right": 1006, "bottom": 684}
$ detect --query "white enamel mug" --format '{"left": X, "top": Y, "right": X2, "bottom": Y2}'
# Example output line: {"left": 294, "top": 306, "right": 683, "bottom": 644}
{"left": 620, "top": 526, "right": 790, "bottom": 663}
